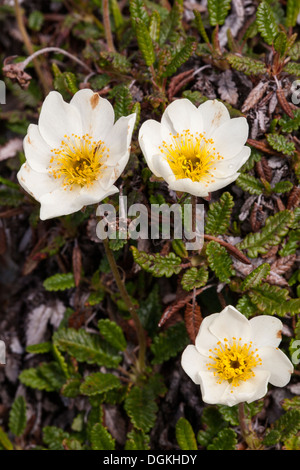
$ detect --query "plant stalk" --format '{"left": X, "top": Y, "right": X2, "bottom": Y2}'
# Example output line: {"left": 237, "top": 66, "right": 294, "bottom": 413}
{"left": 102, "top": 238, "right": 146, "bottom": 373}
{"left": 102, "top": 0, "right": 116, "bottom": 53}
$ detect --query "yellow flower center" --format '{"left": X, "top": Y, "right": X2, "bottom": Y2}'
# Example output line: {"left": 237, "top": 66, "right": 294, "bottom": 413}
{"left": 207, "top": 337, "right": 262, "bottom": 389}
{"left": 159, "top": 130, "right": 223, "bottom": 185}
{"left": 49, "top": 133, "right": 108, "bottom": 189}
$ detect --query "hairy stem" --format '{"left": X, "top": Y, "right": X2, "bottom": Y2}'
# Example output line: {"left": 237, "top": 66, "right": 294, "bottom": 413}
{"left": 238, "top": 402, "right": 263, "bottom": 450}
{"left": 22, "top": 47, "right": 92, "bottom": 73}
{"left": 102, "top": 0, "right": 116, "bottom": 52}
{"left": 102, "top": 238, "right": 146, "bottom": 373}
{"left": 13, "top": 0, "right": 50, "bottom": 95}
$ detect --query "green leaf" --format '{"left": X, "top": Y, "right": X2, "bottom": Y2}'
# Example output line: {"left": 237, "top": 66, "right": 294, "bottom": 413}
{"left": 197, "top": 407, "right": 227, "bottom": 447}
{"left": 273, "top": 181, "right": 294, "bottom": 194}
{"left": 263, "top": 410, "right": 300, "bottom": 446}
{"left": 241, "top": 263, "right": 271, "bottom": 291}
{"left": 53, "top": 328, "right": 121, "bottom": 367}
{"left": 256, "top": 1, "right": 278, "bottom": 45}
{"left": 98, "top": 319, "right": 127, "bottom": 351}
{"left": 162, "top": 37, "right": 196, "bottom": 77}
{"left": 236, "top": 295, "right": 257, "bottom": 318}
{"left": 235, "top": 173, "right": 264, "bottom": 195}
{"left": 279, "top": 110, "right": 300, "bottom": 133}
{"left": 193, "top": 9, "right": 210, "bottom": 44}
{"left": 61, "top": 377, "right": 82, "bottom": 398}
{"left": 279, "top": 229, "right": 300, "bottom": 256}
{"left": 28, "top": 10, "right": 44, "bottom": 31}
{"left": 125, "top": 429, "right": 150, "bottom": 450}
{"left": 181, "top": 266, "right": 208, "bottom": 291}
{"left": 131, "top": 246, "right": 182, "bottom": 278}
{"left": 149, "top": 10, "right": 160, "bottom": 42}
{"left": 286, "top": 0, "right": 300, "bottom": 27}
{"left": 284, "top": 61, "right": 300, "bottom": 77}
{"left": 19, "top": 362, "right": 66, "bottom": 392}
{"left": 175, "top": 417, "right": 198, "bottom": 450}
{"left": 109, "top": 84, "right": 133, "bottom": 120}
{"left": 43, "top": 273, "right": 75, "bottom": 291}
{"left": 8, "top": 396, "right": 27, "bottom": 437}
{"left": 137, "top": 284, "right": 162, "bottom": 337}
{"left": 0, "top": 426, "right": 13, "bottom": 450}
{"left": 135, "top": 18, "right": 155, "bottom": 66}
{"left": 248, "top": 283, "right": 300, "bottom": 316}
{"left": 80, "top": 372, "right": 121, "bottom": 396}
{"left": 206, "top": 241, "right": 235, "bottom": 283}
{"left": 226, "top": 53, "right": 267, "bottom": 76}
{"left": 150, "top": 322, "right": 189, "bottom": 364}
{"left": 26, "top": 342, "right": 52, "bottom": 354}
{"left": 274, "top": 31, "right": 288, "bottom": 57}
{"left": 238, "top": 210, "right": 294, "bottom": 258}
{"left": 129, "top": 0, "right": 149, "bottom": 28}
{"left": 205, "top": 191, "right": 234, "bottom": 235}
{"left": 207, "top": 0, "right": 232, "bottom": 26}
{"left": 266, "top": 134, "right": 296, "bottom": 156}
{"left": 43, "top": 426, "right": 70, "bottom": 450}
{"left": 90, "top": 423, "right": 116, "bottom": 450}
{"left": 124, "top": 385, "right": 158, "bottom": 433}
{"left": 207, "top": 428, "right": 237, "bottom": 450}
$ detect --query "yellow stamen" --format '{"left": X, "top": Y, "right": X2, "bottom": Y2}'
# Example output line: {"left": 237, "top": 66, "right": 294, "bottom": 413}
{"left": 207, "top": 338, "right": 262, "bottom": 388}
{"left": 159, "top": 130, "right": 223, "bottom": 184}
{"left": 48, "top": 133, "right": 108, "bottom": 189}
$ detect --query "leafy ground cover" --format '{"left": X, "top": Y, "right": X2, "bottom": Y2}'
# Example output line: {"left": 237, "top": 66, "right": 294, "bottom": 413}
{"left": 0, "top": 0, "right": 300, "bottom": 451}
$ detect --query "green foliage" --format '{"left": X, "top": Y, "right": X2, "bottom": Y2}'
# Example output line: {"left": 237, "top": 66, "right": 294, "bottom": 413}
{"left": 226, "top": 54, "right": 267, "bottom": 76}
{"left": 150, "top": 322, "right": 189, "bottom": 364}
{"left": 19, "top": 362, "right": 66, "bottom": 392}
{"left": 90, "top": 423, "right": 115, "bottom": 450}
{"left": 249, "top": 283, "right": 300, "bottom": 316}
{"left": 207, "top": 428, "right": 238, "bottom": 450}
{"left": 8, "top": 396, "right": 27, "bottom": 437}
{"left": 80, "top": 373, "right": 121, "bottom": 396}
{"left": 238, "top": 210, "right": 294, "bottom": 258}
{"left": 207, "top": 0, "right": 232, "bottom": 26}
{"left": 98, "top": 319, "right": 127, "bottom": 351}
{"left": 131, "top": 246, "right": 182, "bottom": 277}
{"left": 197, "top": 407, "right": 227, "bottom": 448}
{"left": 0, "top": 427, "right": 14, "bottom": 450}
{"left": 162, "top": 37, "right": 196, "bottom": 77}
{"left": 263, "top": 410, "right": 300, "bottom": 446}
{"left": 266, "top": 134, "right": 296, "bottom": 156}
{"left": 206, "top": 241, "right": 235, "bottom": 283}
{"left": 205, "top": 192, "right": 234, "bottom": 235}
{"left": 286, "top": 0, "right": 300, "bottom": 27}
{"left": 279, "top": 110, "right": 300, "bottom": 133}
{"left": 135, "top": 18, "right": 155, "bottom": 66}
{"left": 241, "top": 263, "right": 270, "bottom": 291}
{"left": 43, "top": 273, "right": 75, "bottom": 291}
{"left": 175, "top": 418, "right": 198, "bottom": 450}
{"left": 256, "top": 1, "right": 278, "bottom": 45}
{"left": 125, "top": 429, "right": 150, "bottom": 450}
{"left": 53, "top": 328, "right": 121, "bottom": 367}
{"left": 235, "top": 174, "right": 264, "bottom": 195}
{"left": 181, "top": 266, "right": 209, "bottom": 291}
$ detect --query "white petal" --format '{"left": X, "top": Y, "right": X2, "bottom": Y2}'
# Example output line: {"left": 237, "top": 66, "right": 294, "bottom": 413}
{"left": 221, "top": 369, "right": 270, "bottom": 406}
{"left": 198, "top": 371, "right": 230, "bottom": 405}
{"left": 200, "top": 172, "right": 240, "bottom": 192}
{"left": 194, "top": 313, "right": 220, "bottom": 356}
{"left": 138, "top": 119, "right": 163, "bottom": 176}
{"left": 161, "top": 98, "right": 203, "bottom": 135}
{"left": 166, "top": 177, "right": 210, "bottom": 197}
{"left": 38, "top": 91, "right": 82, "bottom": 148}
{"left": 198, "top": 100, "right": 230, "bottom": 137}
{"left": 105, "top": 113, "right": 136, "bottom": 167}
{"left": 209, "top": 305, "right": 252, "bottom": 343}
{"left": 181, "top": 345, "right": 208, "bottom": 385}
{"left": 249, "top": 316, "right": 283, "bottom": 348}
{"left": 212, "top": 146, "right": 251, "bottom": 177}
{"left": 258, "top": 347, "right": 293, "bottom": 387}
{"left": 152, "top": 155, "right": 173, "bottom": 180}
{"left": 70, "top": 89, "right": 115, "bottom": 141}
{"left": 79, "top": 182, "right": 119, "bottom": 205}
{"left": 17, "top": 162, "right": 59, "bottom": 202}
{"left": 39, "top": 187, "right": 84, "bottom": 220}
{"left": 23, "top": 124, "right": 52, "bottom": 173}
{"left": 211, "top": 117, "right": 249, "bottom": 159}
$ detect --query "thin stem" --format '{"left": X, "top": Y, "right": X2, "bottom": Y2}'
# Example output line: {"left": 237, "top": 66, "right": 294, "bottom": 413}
{"left": 191, "top": 195, "right": 197, "bottom": 244}
{"left": 238, "top": 402, "right": 264, "bottom": 450}
{"left": 102, "top": 0, "right": 116, "bottom": 53}
{"left": 102, "top": 238, "right": 146, "bottom": 373}
{"left": 13, "top": 0, "right": 50, "bottom": 95}
{"left": 22, "top": 47, "right": 92, "bottom": 73}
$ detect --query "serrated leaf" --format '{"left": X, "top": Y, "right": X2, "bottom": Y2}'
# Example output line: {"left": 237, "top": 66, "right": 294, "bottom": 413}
{"left": 61, "top": 377, "right": 82, "bottom": 398}
{"left": 248, "top": 283, "right": 295, "bottom": 316}
{"left": 205, "top": 192, "right": 234, "bottom": 235}
{"left": 263, "top": 410, "right": 300, "bottom": 445}
{"left": 236, "top": 295, "right": 257, "bottom": 318}
{"left": 226, "top": 53, "right": 267, "bottom": 76}
{"left": 125, "top": 429, "right": 150, "bottom": 450}
{"left": 286, "top": 0, "right": 300, "bottom": 27}
{"left": 53, "top": 328, "right": 121, "bottom": 367}
{"left": 124, "top": 385, "right": 158, "bottom": 433}
{"left": 256, "top": 1, "right": 278, "bottom": 45}
{"left": 150, "top": 322, "right": 189, "bottom": 364}
{"left": 149, "top": 10, "right": 160, "bottom": 42}
{"left": 109, "top": 84, "right": 133, "bottom": 120}
{"left": 181, "top": 266, "right": 208, "bottom": 291}
{"left": 98, "top": 319, "right": 127, "bottom": 351}
{"left": 207, "top": 428, "right": 237, "bottom": 450}
{"left": 206, "top": 241, "right": 235, "bottom": 283}
{"left": 207, "top": 0, "right": 232, "bottom": 26}
{"left": 241, "top": 263, "right": 270, "bottom": 291}
{"left": 162, "top": 37, "right": 196, "bottom": 77}
{"left": 80, "top": 372, "right": 121, "bottom": 396}
{"left": 0, "top": 426, "right": 13, "bottom": 450}
{"left": 43, "top": 426, "right": 70, "bottom": 450}
{"left": 19, "top": 362, "right": 66, "bottom": 392}
{"left": 235, "top": 173, "right": 264, "bottom": 195}
{"left": 129, "top": 0, "right": 149, "bottom": 28}
{"left": 135, "top": 18, "right": 155, "bottom": 66}
{"left": 266, "top": 134, "right": 296, "bottom": 155}
{"left": 197, "top": 407, "right": 227, "bottom": 447}
{"left": 279, "top": 110, "right": 300, "bottom": 133}
{"left": 274, "top": 31, "right": 288, "bottom": 57}
{"left": 284, "top": 61, "right": 300, "bottom": 77}
{"left": 238, "top": 210, "right": 294, "bottom": 258}
{"left": 175, "top": 417, "right": 198, "bottom": 450}
{"left": 90, "top": 423, "right": 115, "bottom": 450}
{"left": 43, "top": 273, "right": 75, "bottom": 291}
{"left": 131, "top": 246, "right": 182, "bottom": 278}
{"left": 26, "top": 341, "right": 52, "bottom": 354}
{"left": 273, "top": 181, "right": 294, "bottom": 194}
{"left": 8, "top": 396, "right": 27, "bottom": 437}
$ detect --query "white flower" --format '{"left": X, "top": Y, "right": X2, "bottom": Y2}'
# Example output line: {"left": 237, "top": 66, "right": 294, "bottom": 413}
{"left": 181, "top": 305, "right": 293, "bottom": 407}
{"left": 138, "top": 99, "right": 250, "bottom": 197}
{"left": 17, "top": 89, "right": 136, "bottom": 220}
